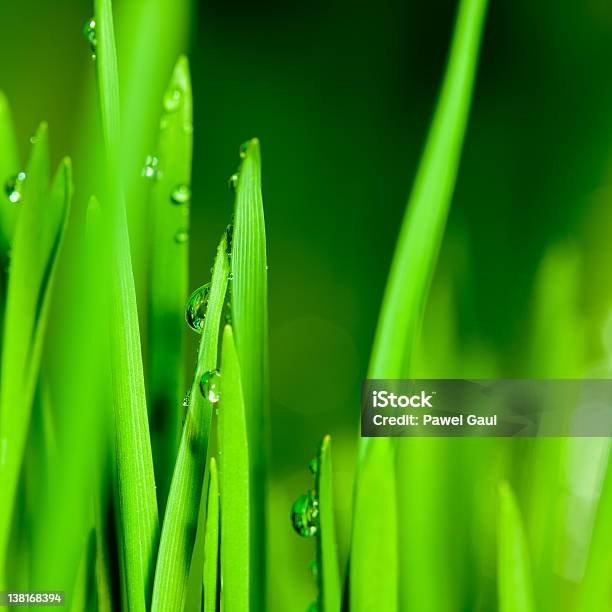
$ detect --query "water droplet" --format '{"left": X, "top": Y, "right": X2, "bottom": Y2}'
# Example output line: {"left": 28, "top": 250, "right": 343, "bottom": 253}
{"left": 164, "top": 88, "right": 182, "bottom": 113}
{"left": 182, "top": 391, "right": 191, "bottom": 409}
{"left": 228, "top": 173, "right": 239, "bottom": 192}
{"left": 200, "top": 370, "right": 221, "bottom": 403}
{"left": 83, "top": 18, "right": 97, "bottom": 60}
{"left": 308, "top": 458, "right": 319, "bottom": 476}
{"left": 239, "top": 141, "right": 249, "bottom": 159}
{"left": 185, "top": 283, "right": 211, "bottom": 332}
{"left": 228, "top": 272, "right": 234, "bottom": 281}
{"left": 5, "top": 172, "right": 26, "bottom": 204}
{"left": 291, "top": 489, "right": 319, "bottom": 537}
{"left": 171, "top": 184, "right": 191, "bottom": 205}
{"left": 141, "top": 155, "right": 159, "bottom": 180}
{"left": 174, "top": 229, "right": 189, "bottom": 244}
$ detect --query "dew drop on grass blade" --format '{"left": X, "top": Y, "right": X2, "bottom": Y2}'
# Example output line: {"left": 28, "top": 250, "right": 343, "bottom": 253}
{"left": 151, "top": 234, "right": 229, "bottom": 611}
{"left": 217, "top": 325, "right": 250, "bottom": 612}
{"left": 230, "top": 137, "right": 269, "bottom": 611}
{"left": 497, "top": 481, "right": 536, "bottom": 612}
{"left": 148, "top": 55, "right": 193, "bottom": 511}
{"left": 203, "top": 458, "right": 220, "bottom": 612}
{"left": 350, "top": 0, "right": 489, "bottom": 610}
{"left": 0, "top": 132, "right": 72, "bottom": 586}
{"left": 94, "top": 0, "right": 159, "bottom": 607}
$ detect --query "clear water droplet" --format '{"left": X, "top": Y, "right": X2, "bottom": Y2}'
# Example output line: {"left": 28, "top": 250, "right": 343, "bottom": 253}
{"left": 163, "top": 88, "right": 182, "bottom": 113}
{"left": 228, "top": 173, "right": 239, "bottom": 192}
{"left": 308, "top": 458, "right": 319, "bottom": 476}
{"left": 182, "top": 391, "right": 191, "bottom": 409}
{"left": 5, "top": 172, "right": 26, "bottom": 204}
{"left": 239, "top": 141, "right": 249, "bottom": 159}
{"left": 291, "top": 489, "right": 319, "bottom": 537}
{"left": 83, "top": 18, "right": 97, "bottom": 60}
{"left": 225, "top": 223, "right": 234, "bottom": 255}
{"left": 174, "top": 229, "right": 189, "bottom": 244}
{"left": 185, "top": 283, "right": 211, "bottom": 333}
{"left": 171, "top": 184, "right": 191, "bottom": 205}
{"left": 228, "top": 271, "right": 234, "bottom": 281}
{"left": 141, "top": 155, "right": 159, "bottom": 180}
{"left": 200, "top": 370, "right": 221, "bottom": 403}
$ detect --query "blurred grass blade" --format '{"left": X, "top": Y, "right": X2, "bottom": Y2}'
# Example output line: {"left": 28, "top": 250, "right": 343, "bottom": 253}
{"left": 0, "top": 91, "right": 20, "bottom": 255}
{"left": 315, "top": 436, "right": 341, "bottom": 612}
{"left": 203, "top": 458, "right": 220, "bottom": 612}
{"left": 349, "top": 440, "right": 398, "bottom": 611}
{"left": 152, "top": 234, "right": 229, "bottom": 611}
{"left": 351, "top": 1, "right": 489, "bottom": 609}
{"left": 231, "top": 137, "right": 268, "bottom": 611}
{"left": 218, "top": 325, "right": 250, "bottom": 611}
{"left": 149, "top": 55, "right": 193, "bottom": 509}
{"left": 94, "top": 0, "right": 159, "bottom": 607}
{"left": 368, "top": 0, "right": 489, "bottom": 381}
{"left": 575, "top": 448, "right": 612, "bottom": 612}
{"left": 498, "top": 481, "right": 535, "bottom": 612}
{"left": 0, "top": 133, "right": 72, "bottom": 584}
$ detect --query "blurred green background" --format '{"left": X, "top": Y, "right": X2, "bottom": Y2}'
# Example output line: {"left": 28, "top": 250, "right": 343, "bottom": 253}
{"left": 2, "top": 0, "right": 612, "bottom": 609}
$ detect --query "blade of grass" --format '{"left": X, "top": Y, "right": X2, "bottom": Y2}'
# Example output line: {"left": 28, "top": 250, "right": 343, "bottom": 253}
{"left": 230, "top": 137, "right": 268, "bottom": 611}
{"left": 0, "top": 91, "right": 19, "bottom": 255}
{"left": 218, "top": 324, "right": 250, "bottom": 611}
{"left": 351, "top": 0, "right": 488, "bottom": 609}
{"left": 0, "top": 135, "right": 72, "bottom": 585}
{"left": 151, "top": 234, "right": 229, "bottom": 611}
{"left": 498, "top": 481, "right": 535, "bottom": 612}
{"left": 94, "top": 0, "right": 159, "bottom": 607}
{"left": 315, "top": 436, "right": 341, "bottom": 612}
{"left": 149, "top": 55, "right": 193, "bottom": 510}
{"left": 203, "top": 458, "right": 220, "bottom": 612}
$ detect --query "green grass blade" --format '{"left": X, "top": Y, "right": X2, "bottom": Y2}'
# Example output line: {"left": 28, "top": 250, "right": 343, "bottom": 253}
{"left": 218, "top": 324, "right": 250, "bottom": 611}
{"left": 152, "top": 234, "right": 229, "bottom": 611}
{"left": 230, "top": 137, "right": 268, "bottom": 611}
{"left": 149, "top": 55, "right": 193, "bottom": 509}
{"left": 94, "top": 0, "right": 159, "bottom": 607}
{"left": 498, "top": 481, "right": 535, "bottom": 612}
{"left": 203, "top": 458, "right": 220, "bottom": 612}
{"left": 351, "top": 1, "right": 489, "bottom": 609}
{"left": 349, "top": 439, "right": 398, "bottom": 611}
{"left": 575, "top": 449, "right": 612, "bottom": 612}
{"left": 0, "top": 134, "right": 72, "bottom": 584}
{"left": 0, "top": 91, "right": 19, "bottom": 255}
{"left": 315, "top": 436, "right": 341, "bottom": 612}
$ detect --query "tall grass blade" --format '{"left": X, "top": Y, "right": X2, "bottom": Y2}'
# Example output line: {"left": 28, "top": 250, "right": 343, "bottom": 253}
{"left": 94, "top": 0, "right": 159, "bottom": 607}
{"left": 149, "top": 55, "right": 193, "bottom": 509}
{"left": 203, "top": 458, "right": 220, "bottom": 612}
{"left": 218, "top": 324, "right": 250, "bottom": 611}
{"left": 152, "top": 234, "right": 229, "bottom": 611}
{"left": 315, "top": 436, "right": 341, "bottom": 612}
{"left": 351, "top": 0, "right": 489, "bottom": 609}
{"left": 230, "top": 137, "right": 268, "bottom": 611}
{"left": 497, "top": 481, "right": 535, "bottom": 612}
{"left": 0, "top": 134, "right": 71, "bottom": 585}
{"left": 0, "top": 91, "right": 19, "bottom": 255}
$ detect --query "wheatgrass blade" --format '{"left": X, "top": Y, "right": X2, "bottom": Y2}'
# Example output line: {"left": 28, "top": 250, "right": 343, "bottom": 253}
{"left": 498, "top": 481, "right": 535, "bottom": 612}
{"left": 218, "top": 325, "right": 250, "bottom": 611}
{"left": 94, "top": 0, "right": 159, "bottom": 607}
{"left": 351, "top": 0, "right": 489, "bottom": 609}
{"left": 0, "top": 136, "right": 72, "bottom": 585}
{"left": 315, "top": 436, "right": 341, "bottom": 612}
{"left": 149, "top": 55, "right": 193, "bottom": 509}
{"left": 151, "top": 234, "right": 229, "bottom": 611}
{"left": 230, "top": 137, "right": 268, "bottom": 611}
{"left": 203, "top": 458, "right": 220, "bottom": 612}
